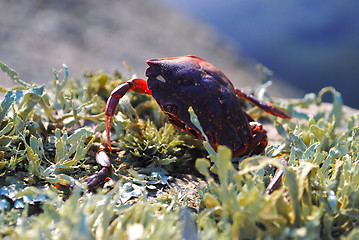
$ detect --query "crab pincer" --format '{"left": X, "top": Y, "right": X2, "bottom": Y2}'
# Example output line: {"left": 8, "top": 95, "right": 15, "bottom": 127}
{"left": 85, "top": 146, "right": 112, "bottom": 190}
{"left": 105, "top": 78, "right": 151, "bottom": 151}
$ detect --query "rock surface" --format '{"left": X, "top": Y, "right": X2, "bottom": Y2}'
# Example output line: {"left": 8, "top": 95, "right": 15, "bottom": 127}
{"left": 0, "top": 0, "right": 299, "bottom": 98}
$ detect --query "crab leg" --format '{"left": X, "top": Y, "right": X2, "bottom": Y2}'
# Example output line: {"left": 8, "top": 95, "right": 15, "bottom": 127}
{"left": 235, "top": 88, "right": 291, "bottom": 119}
{"left": 232, "top": 121, "right": 268, "bottom": 157}
{"left": 266, "top": 158, "right": 288, "bottom": 194}
{"left": 105, "top": 78, "right": 151, "bottom": 150}
{"left": 85, "top": 146, "right": 112, "bottom": 189}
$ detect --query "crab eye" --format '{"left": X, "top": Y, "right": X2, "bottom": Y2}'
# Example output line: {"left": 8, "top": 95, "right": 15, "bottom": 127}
{"left": 157, "top": 75, "right": 166, "bottom": 83}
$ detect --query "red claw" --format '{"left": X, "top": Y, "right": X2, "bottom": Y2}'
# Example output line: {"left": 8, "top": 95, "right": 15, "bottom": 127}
{"left": 129, "top": 78, "right": 152, "bottom": 95}
{"left": 105, "top": 78, "right": 151, "bottom": 151}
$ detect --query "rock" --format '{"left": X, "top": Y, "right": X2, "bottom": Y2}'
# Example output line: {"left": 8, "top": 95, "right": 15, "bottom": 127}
{"left": 0, "top": 0, "right": 299, "bottom": 98}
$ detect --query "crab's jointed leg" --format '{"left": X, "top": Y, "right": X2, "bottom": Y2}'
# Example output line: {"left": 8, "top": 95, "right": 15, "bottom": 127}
{"left": 266, "top": 158, "right": 288, "bottom": 194}
{"left": 235, "top": 88, "right": 291, "bottom": 119}
{"left": 85, "top": 146, "right": 112, "bottom": 189}
{"left": 232, "top": 121, "right": 268, "bottom": 157}
{"left": 105, "top": 78, "right": 151, "bottom": 150}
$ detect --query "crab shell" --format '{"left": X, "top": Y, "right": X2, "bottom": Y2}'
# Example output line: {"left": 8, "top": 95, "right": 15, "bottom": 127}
{"left": 144, "top": 55, "right": 253, "bottom": 154}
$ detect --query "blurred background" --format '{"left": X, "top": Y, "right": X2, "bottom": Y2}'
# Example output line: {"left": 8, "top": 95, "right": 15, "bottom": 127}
{"left": 1, "top": 0, "right": 358, "bottom": 108}
{"left": 163, "top": 0, "right": 359, "bottom": 108}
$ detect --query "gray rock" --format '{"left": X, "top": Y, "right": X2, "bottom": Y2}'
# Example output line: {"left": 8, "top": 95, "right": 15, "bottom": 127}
{"left": 0, "top": 0, "right": 299, "bottom": 98}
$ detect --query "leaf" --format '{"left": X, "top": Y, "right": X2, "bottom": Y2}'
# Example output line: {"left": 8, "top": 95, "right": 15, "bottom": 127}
{"left": 288, "top": 146, "right": 296, "bottom": 166}
{"left": 297, "top": 162, "right": 318, "bottom": 198}
{"left": 289, "top": 132, "right": 307, "bottom": 153}
{"left": 283, "top": 167, "right": 302, "bottom": 227}
{"left": 303, "top": 142, "right": 320, "bottom": 161}
{"left": 24, "top": 136, "right": 42, "bottom": 177}
{"left": 188, "top": 106, "right": 216, "bottom": 160}
{"left": 203, "top": 193, "right": 222, "bottom": 215}
{"left": 326, "top": 190, "right": 338, "bottom": 212}
{"left": 54, "top": 129, "right": 67, "bottom": 163}
{"left": 42, "top": 164, "right": 71, "bottom": 178}
{"left": 66, "top": 128, "right": 93, "bottom": 144}
{"left": 334, "top": 141, "right": 349, "bottom": 158}
{"left": 216, "top": 146, "right": 234, "bottom": 186}
{"left": 0, "top": 136, "right": 12, "bottom": 147}
{"left": 0, "top": 91, "right": 16, "bottom": 124}
{"left": 310, "top": 125, "right": 324, "bottom": 141}
{"left": 320, "top": 149, "right": 335, "bottom": 175}
{"left": 195, "top": 158, "right": 211, "bottom": 179}
{"left": 0, "top": 61, "right": 30, "bottom": 87}
{"left": 274, "top": 121, "right": 288, "bottom": 140}
{"left": 0, "top": 122, "right": 13, "bottom": 137}
{"left": 45, "top": 173, "right": 77, "bottom": 184}
{"left": 18, "top": 86, "right": 44, "bottom": 120}
{"left": 317, "top": 87, "right": 343, "bottom": 128}
{"left": 65, "top": 136, "right": 95, "bottom": 167}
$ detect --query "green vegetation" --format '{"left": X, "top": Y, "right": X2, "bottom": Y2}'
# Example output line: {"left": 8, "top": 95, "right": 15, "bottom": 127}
{"left": 0, "top": 62, "right": 358, "bottom": 239}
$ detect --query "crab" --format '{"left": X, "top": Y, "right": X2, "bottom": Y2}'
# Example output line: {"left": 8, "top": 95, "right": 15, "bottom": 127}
{"left": 105, "top": 55, "right": 290, "bottom": 156}
{"left": 86, "top": 55, "right": 290, "bottom": 190}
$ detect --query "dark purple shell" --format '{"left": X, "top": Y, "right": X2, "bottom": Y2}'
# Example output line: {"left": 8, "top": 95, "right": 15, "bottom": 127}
{"left": 144, "top": 55, "right": 252, "bottom": 153}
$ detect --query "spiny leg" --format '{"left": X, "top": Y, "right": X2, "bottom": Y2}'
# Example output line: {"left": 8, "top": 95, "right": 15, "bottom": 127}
{"left": 85, "top": 148, "right": 112, "bottom": 190}
{"left": 232, "top": 122, "right": 268, "bottom": 157}
{"left": 105, "top": 78, "right": 151, "bottom": 150}
{"left": 266, "top": 158, "right": 288, "bottom": 194}
{"left": 235, "top": 88, "right": 291, "bottom": 119}
{"left": 249, "top": 122, "right": 268, "bottom": 155}
{"left": 248, "top": 122, "right": 287, "bottom": 194}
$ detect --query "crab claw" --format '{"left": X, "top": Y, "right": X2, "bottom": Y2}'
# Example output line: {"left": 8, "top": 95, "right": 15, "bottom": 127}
{"left": 85, "top": 167, "right": 111, "bottom": 190}
{"left": 105, "top": 83, "right": 131, "bottom": 150}
{"left": 85, "top": 148, "right": 112, "bottom": 190}
{"left": 105, "top": 78, "right": 151, "bottom": 150}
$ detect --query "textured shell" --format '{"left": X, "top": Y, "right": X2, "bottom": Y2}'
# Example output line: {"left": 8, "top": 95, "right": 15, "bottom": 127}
{"left": 145, "top": 55, "right": 252, "bottom": 152}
